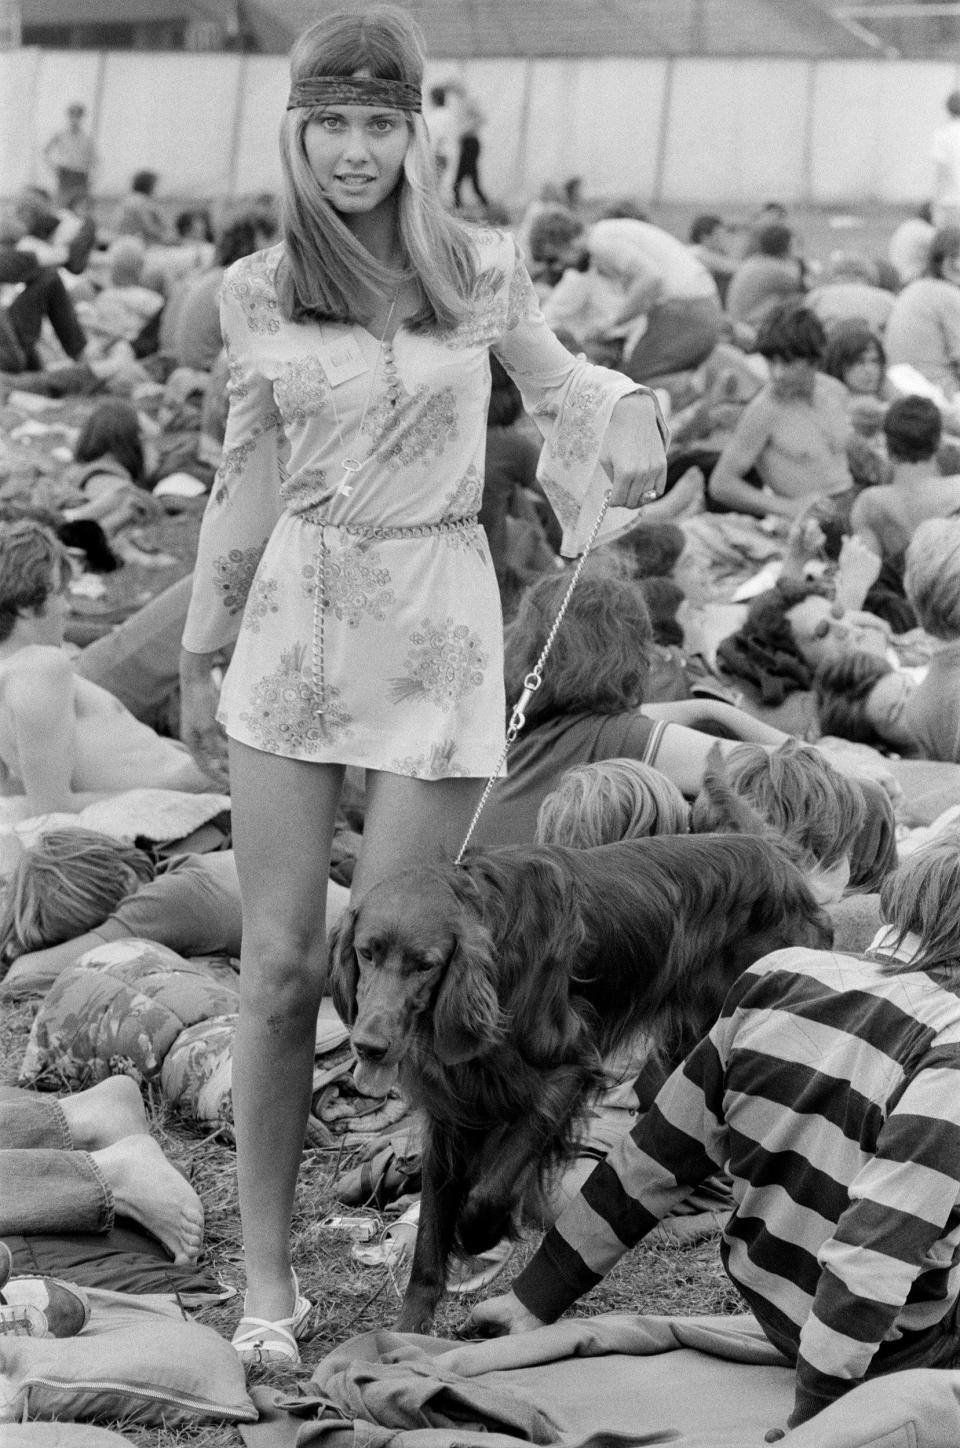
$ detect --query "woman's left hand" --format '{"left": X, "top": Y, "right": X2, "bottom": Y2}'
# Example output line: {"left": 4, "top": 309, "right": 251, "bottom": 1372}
{"left": 599, "top": 392, "right": 668, "bottom": 510}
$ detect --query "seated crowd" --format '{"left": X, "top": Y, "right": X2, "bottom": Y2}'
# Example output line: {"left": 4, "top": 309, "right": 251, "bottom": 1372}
{"left": 7, "top": 162, "right": 960, "bottom": 1433}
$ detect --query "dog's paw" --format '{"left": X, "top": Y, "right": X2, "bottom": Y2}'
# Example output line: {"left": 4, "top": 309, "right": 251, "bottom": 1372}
{"left": 394, "top": 1305, "right": 434, "bottom": 1335}
{"left": 458, "top": 1190, "right": 514, "bottom": 1257}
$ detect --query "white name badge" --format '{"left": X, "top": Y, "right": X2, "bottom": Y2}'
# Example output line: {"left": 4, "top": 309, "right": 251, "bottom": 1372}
{"left": 318, "top": 334, "right": 369, "bottom": 386}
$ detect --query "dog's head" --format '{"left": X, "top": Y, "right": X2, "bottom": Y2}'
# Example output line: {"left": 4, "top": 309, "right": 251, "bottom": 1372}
{"left": 327, "top": 869, "right": 505, "bottom": 1092}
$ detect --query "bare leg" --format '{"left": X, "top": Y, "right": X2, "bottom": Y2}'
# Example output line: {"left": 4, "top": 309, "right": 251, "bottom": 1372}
{"left": 58, "top": 1076, "right": 148, "bottom": 1150}
{"left": 228, "top": 741, "right": 344, "bottom": 1326}
{"left": 352, "top": 771, "right": 483, "bottom": 899}
{"left": 94, "top": 1136, "right": 204, "bottom": 1264}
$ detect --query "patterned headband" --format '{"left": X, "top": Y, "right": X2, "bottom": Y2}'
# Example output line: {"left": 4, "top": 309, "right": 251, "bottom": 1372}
{"left": 287, "top": 76, "right": 422, "bottom": 113}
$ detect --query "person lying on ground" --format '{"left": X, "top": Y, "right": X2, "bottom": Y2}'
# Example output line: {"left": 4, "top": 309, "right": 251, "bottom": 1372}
{"left": 467, "top": 830, "right": 960, "bottom": 1433}
{"left": 0, "top": 828, "right": 349, "bottom": 1000}
{"left": 469, "top": 563, "right": 896, "bottom": 847}
{"left": 708, "top": 303, "right": 856, "bottom": 519}
{"left": 0, "top": 519, "right": 218, "bottom": 814}
{"left": 0, "top": 1074, "right": 203, "bottom": 1265}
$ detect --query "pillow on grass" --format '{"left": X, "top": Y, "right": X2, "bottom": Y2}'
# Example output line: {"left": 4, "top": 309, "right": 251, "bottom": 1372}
{"left": 0, "top": 1287, "right": 256, "bottom": 1429}
{"left": 18, "top": 942, "right": 239, "bottom": 1090}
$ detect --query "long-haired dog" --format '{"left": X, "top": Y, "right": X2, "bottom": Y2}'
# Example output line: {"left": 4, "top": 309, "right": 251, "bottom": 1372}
{"left": 328, "top": 833, "right": 832, "bottom": 1332}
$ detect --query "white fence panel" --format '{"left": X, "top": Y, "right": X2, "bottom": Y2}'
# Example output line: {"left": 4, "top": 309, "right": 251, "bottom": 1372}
{"left": 810, "top": 60, "right": 958, "bottom": 204}
{"left": 661, "top": 58, "right": 809, "bottom": 204}
{"left": 4, "top": 51, "right": 960, "bottom": 207}
{"left": 95, "top": 53, "right": 241, "bottom": 197}
{"left": 230, "top": 54, "right": 287, "bottom": 197}
{"left": 0, "top": 48, "right": 42, "bottom": 196}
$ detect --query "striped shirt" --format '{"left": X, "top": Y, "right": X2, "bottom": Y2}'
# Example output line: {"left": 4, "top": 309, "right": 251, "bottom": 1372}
{"left": 512, "top": 946, "right": 960, "bottom": 1427}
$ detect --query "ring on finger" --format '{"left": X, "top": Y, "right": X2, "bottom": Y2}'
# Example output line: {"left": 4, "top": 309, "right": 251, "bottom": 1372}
{"left": 641, "top": 488, "right": 659, "bottom": 501}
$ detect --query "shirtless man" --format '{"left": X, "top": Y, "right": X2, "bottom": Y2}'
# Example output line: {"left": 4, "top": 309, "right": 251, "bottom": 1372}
{"left": 0, "top": 520, "right": 217, "bottom": 814}
{"left": 708, "top": 303, "right": 853, "bottom": 519}
{"left": 836, "top": 396, "right": 960, "bottom": 613}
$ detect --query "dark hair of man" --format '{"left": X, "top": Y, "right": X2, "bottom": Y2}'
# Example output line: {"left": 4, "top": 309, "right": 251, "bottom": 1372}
{"left": 689, "top": 214, "right": 723, "bottom": 245}
{"left": 883, "top": 395, "right": 942, "bottom": 464}
{"left": 755, "top": 303, "right": 826, "bottom": 364}
{"left": 754, "top": 222, "right": 793, "bottom": 258}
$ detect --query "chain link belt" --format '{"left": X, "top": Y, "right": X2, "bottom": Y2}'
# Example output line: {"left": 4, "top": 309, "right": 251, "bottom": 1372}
{"left": 294, "top": 510, "right": 481, "bottom": 720}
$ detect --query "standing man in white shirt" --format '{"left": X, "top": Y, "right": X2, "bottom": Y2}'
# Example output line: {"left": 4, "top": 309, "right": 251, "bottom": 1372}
{"left": 43, "top": 103, "right": 97, "bottom": 209}
{"left": 931, "top": 90, "right": 960, "bottom": 228}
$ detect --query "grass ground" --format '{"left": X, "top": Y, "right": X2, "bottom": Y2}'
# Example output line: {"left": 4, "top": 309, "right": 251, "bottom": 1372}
{"left": 0, "top": 998, "right": 741, "bottom": 1446}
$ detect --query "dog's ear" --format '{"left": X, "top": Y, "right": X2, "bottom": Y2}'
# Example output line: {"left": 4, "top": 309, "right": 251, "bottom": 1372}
{"left": 326, "top": 906, "right": 360, "bottom": 1027}
{"left": 432, "top": 917, "right": 504, "bottom": 1065}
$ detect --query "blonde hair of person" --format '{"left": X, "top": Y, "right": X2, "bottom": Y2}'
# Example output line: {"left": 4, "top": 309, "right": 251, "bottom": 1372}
{"left": 904, "top": 516, "right": 960, "bottom": 640}
{"left": 691, "top": 739, "right": 865, "bottom": 875}
{"left": 278, "top": 5, "right": 477, "bottom": 330}
{"left": 878, "top": 828, "right": 960, "bottom": 975}
{"left": 535, "top": 758, "right": 690, "bottom": 848}
{"left": 0, "top": 829, "right": 154, "bottom": 968}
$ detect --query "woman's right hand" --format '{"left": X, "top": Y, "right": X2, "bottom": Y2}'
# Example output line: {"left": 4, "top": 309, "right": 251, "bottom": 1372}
{"left": 179, "top": 651, "right": 230, "bottom": 790}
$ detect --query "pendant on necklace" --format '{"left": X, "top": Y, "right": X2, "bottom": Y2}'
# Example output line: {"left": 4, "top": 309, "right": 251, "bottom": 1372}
{"left": 338, "top": 457, "right": 363, "bottom": 497}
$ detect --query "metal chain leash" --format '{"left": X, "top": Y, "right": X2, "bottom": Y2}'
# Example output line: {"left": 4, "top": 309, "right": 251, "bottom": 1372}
{"left": 455, "top": 488, "right": 613, "bottom": 863}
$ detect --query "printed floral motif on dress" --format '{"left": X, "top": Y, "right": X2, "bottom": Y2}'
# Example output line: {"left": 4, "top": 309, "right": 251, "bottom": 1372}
{"left": 505, "top": 258, "right": 541, "bottom": 330}
{"left": 243, "top": 574, "right": 280, "bottom": 634}
{"left": 444, "top": 464, "right": 483, "bottom": 516}
{"left": 239, "top": 643, "right": 352, "bottom": 754}
{"left": 440, "top": 265, "right": 506, "bottom": 349}
{"left": 390, "top": 738, "right": 462, "bottom": 778}
{"left": 281, "top": 467, "right": 329, "bottom": 512}
{"left": 214, "top": 408, "right": 284, "bottom": 504}
{"left": 225, "top": 348, "right": 248, "bottom": 402}
{"left": 538, "top": 472, "right": 582, "bottom": 531}
{"left": 212, "top": 540, "right": 268, "bottom": 616}
{"left": 300, "top": 538, "right": 395, "bottom": 628}
{"left": 389, "top": 617, "right": 487, "bottom": 707}
{"left": 274, "top": 354, "right": 330, "bottom": 425}
{"left": 548, "top": 383, "right": 605, "bottom": 467}
{"left": 224, "top": 250, "right": 281, "bottom": 335}
{"left": 365, "top": 387, "right": 458, "bottom": 470}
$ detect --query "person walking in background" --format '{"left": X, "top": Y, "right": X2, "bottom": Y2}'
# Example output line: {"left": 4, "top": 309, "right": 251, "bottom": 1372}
{"left": 448, "top": 81, "right": 488, "bottom": 210}
{"left": 423, "top": 84, "right": 455, "bottom": 197}
{"left": 43, "top": 103, "right": 97, "bottom": 208}
{"left": 932, "top": 90, "right": 960, "bottom": 229}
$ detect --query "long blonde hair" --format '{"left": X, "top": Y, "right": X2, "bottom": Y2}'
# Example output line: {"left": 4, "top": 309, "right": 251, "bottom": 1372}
{"left": 0, "top": 829, "right": 154, "bottom": 967}
{"left": 278, "top": 5, "right": 477, "bottom": 330}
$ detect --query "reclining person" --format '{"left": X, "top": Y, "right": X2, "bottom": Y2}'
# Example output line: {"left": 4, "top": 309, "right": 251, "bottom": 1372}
{"left": 0, "top": 827, "right": 350, "bottom": 1000}
{"left": 0, "top": 520, "right": 218, "bottom": 815}
{"left": 469, "top": 830, "right": 960, "bottom": 1431}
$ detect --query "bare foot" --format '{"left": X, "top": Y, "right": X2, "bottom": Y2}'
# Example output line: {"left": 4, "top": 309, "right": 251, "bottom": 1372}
{"left": 671, "top": 466, "right": 707, "bottom": 519}
{"left": 59, "top": 1076, "right": 148, "bottom": 1151}
{"left": 636, "top": 467, "right": 706, "bottom": 522}
{"left": 94, "top": 1135, "right": 204, "bottom": 1265}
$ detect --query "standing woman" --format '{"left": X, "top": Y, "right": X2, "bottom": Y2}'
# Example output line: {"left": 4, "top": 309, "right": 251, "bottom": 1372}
{"left": 179, "top": 4, "right": 667, "bottom": 1365}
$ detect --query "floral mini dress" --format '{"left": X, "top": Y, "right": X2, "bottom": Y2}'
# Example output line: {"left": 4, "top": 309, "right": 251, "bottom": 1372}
{"left": 182, "top": 229, "right": 655, "bottom": 780}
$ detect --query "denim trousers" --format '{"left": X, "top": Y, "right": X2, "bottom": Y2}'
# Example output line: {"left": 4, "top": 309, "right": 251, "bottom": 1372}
{"left": 0, "top": 1086, "right": 113, "bottom": 1236}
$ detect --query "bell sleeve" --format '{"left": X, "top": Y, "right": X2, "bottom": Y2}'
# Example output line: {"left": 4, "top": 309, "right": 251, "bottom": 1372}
{"left": 181, "top": 282, "right": 285, "bottom": 655}
{"left": 492, "top": 236, "right": 669, "bottom": 557}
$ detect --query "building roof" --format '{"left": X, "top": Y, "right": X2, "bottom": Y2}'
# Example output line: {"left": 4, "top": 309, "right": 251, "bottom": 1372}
{"left": 244, "top": 0, "right": 879, "bottom": 57}
{"left": 21, "top": 0, "right": 883, "bottom": 57}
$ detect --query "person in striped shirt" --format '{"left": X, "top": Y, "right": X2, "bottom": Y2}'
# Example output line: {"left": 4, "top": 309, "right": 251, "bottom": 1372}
{"left": 467, "top": 831, "right": 960, "bottom": 1429}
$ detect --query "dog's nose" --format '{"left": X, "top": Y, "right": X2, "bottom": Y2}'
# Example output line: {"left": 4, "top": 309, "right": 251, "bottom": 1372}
{"left": 353, "top": 1033, "right": 388, "bottom": 1063}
